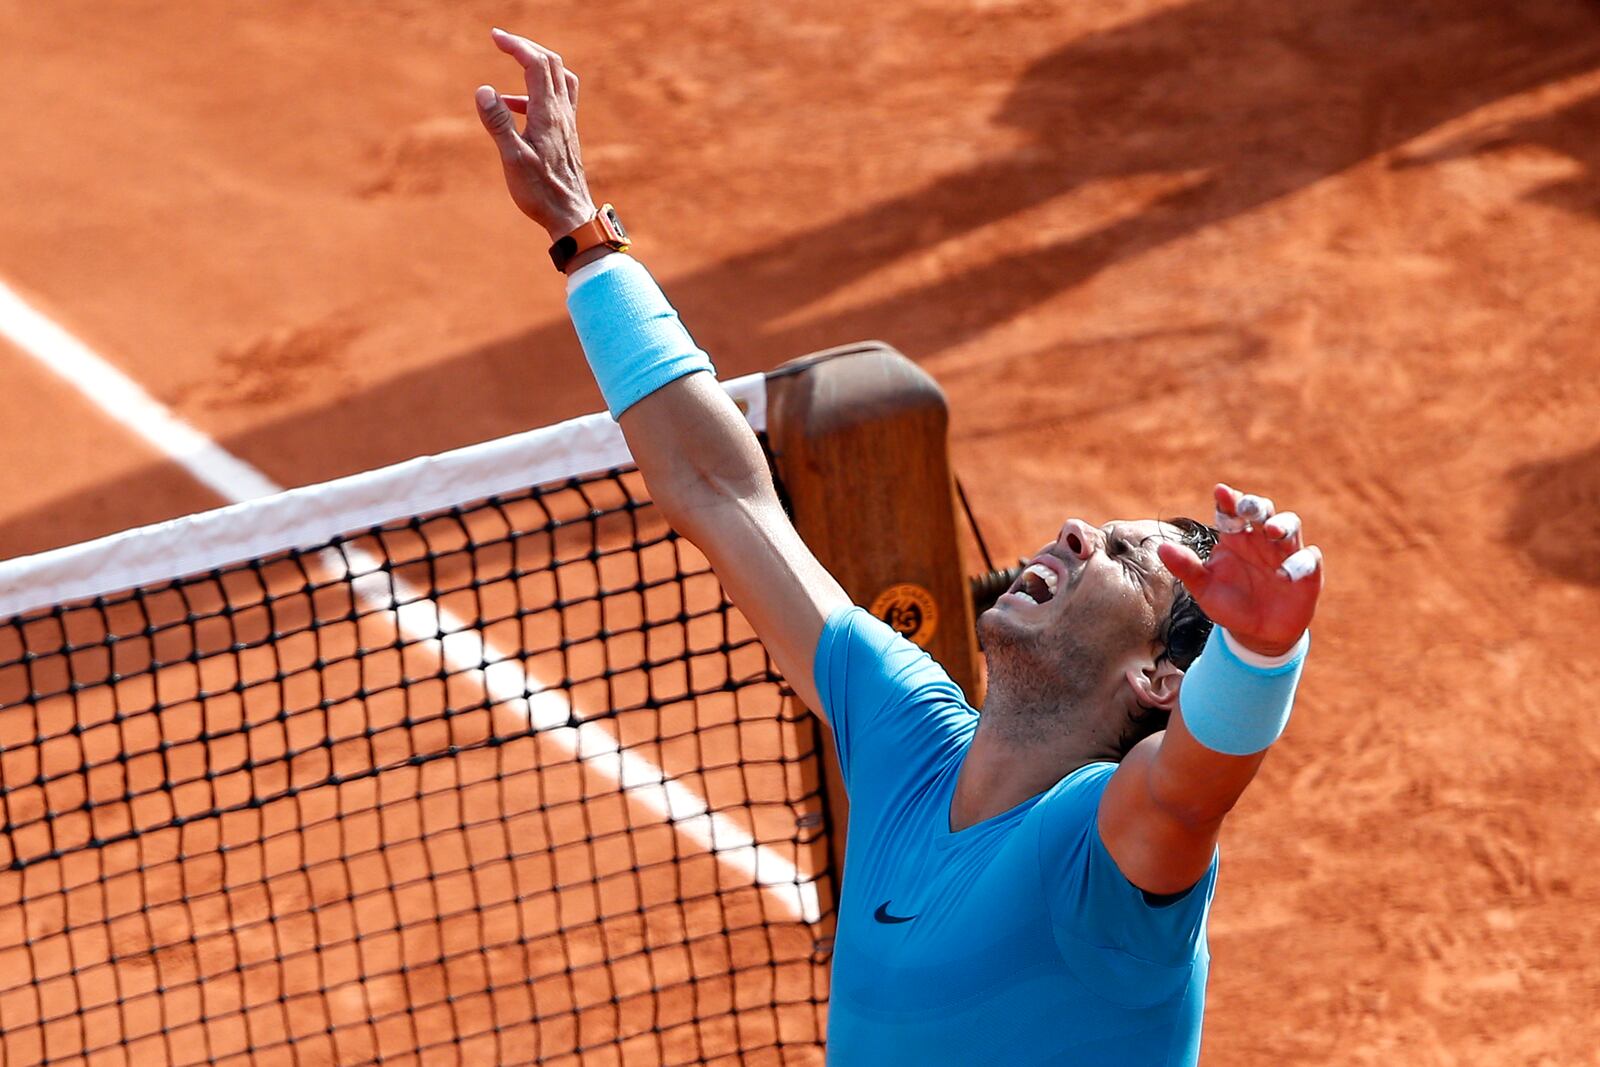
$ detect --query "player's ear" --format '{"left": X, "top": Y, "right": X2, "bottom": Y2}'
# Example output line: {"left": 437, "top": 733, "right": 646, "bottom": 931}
{"left": 1124, "top": 657, "right": 1183, "bottom": 711}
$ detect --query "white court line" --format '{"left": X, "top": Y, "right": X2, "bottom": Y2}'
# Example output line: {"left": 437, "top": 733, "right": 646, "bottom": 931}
{"left": 341, "top": 557, "right": 820, "bottom": 924}
{"left": 0, "top": 281, "right": 281, "bottom": 502}
{"left": 0, "top": 277, "right": 819, "bottom": 923}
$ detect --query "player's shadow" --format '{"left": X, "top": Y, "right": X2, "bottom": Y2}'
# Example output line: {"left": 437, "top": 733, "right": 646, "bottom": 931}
{"left": 1505, "top": 441, "right": 1600, "bottom": 587}
{"left": 3, "top": 0, "right": 1600, "bottom": 561}
{"left": 651, "top": 0, "right": 1600, "bottom": 368}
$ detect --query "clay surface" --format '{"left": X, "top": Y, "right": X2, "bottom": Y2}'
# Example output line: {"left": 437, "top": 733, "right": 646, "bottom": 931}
{"left": 1, "top": 1, "right": 1597, "bottom": 1062}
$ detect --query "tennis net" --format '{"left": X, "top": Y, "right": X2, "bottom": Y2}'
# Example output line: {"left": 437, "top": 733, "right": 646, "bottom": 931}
{"left": 0, "top": 374, "right": 834, "bottom": 1066}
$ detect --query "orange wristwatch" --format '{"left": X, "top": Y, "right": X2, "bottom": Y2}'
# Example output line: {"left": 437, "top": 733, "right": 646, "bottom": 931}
{"left": 549, "top": 204, "right": 631, "bottom": 272}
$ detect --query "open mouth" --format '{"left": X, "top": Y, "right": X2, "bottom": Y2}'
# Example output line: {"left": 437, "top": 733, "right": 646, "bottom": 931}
{"left": 1009, "top": 561, "right": 1059, "bottom": 606}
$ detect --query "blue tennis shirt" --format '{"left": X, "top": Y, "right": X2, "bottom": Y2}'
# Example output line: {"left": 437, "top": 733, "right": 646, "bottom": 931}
{"left": 814, "top": 607, "right": 1218, "bottom": 1065}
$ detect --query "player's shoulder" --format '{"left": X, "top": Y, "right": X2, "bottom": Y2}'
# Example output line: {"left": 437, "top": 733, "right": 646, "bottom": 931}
{"left": 821, "top": 604, "right": 901, "bottom": 656}
{"left": 1043, "top": 760, "right": 1118, "bottom": 804}
{"left": 822, "top": 604, "right": 921, "bottom": 656}
{"left": 821, "top": 606, "right": 964, "bottom": 694}
{"left": 813, "top": 604, "right": 975, "bottom": 766}
{"left": 1029, "top": 760, "right": 1117, "bottom": 837}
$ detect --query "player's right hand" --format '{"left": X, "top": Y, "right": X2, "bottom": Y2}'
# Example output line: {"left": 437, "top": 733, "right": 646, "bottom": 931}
{"left": 474, "top": 28, "right": 596, "bottom": 242}
{"left": 1156, "top": 483, "right": 1324, "bottom": 660}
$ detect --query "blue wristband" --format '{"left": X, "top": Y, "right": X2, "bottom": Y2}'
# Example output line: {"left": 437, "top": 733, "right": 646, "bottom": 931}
{"left": 566, "top": 254, "right": 716, "bottom": 419}
{"left": 1179, "top": 627, "right": 1309, "bottom": 756}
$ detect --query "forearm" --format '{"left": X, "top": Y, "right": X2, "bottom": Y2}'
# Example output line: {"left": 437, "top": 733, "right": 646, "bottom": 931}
{"left": 1152, "top": 626, "right": 1309, "bottom": 825}
{"left": 562, "top": 251, "right": 847, "bottom": 709}
{"left": 628, "top": 452, "right": 844, "bottom": 714}
{"left": 1144, "top": 713, "right": 1268, "bottom": 828}
{"left": 561, "top": 250, "right": 775, "bottom": 522}
{"left": 475, "top": 27, "right": 849, "bottom": 694}
{"left": 1106, "top": 487, "right": 1322, "bottom": 893}
{"left": 1099, "top": 698, "right": 1273, "bottom": 895}
{"left": 618, "top": 372, "right": 780, "bottom": 540}
{"left": 1102, "top": 623, "right": 1308, "bottom": 892}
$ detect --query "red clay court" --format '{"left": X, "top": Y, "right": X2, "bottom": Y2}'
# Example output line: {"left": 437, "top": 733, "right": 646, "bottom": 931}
{"left": 1, "top": 1, "right": 1598, "bottom": 1063}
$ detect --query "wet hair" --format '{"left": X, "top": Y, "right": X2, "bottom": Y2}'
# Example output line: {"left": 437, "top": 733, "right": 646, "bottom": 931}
{"left": 1120, "top": 516, "right": 1219, "bottom": 754}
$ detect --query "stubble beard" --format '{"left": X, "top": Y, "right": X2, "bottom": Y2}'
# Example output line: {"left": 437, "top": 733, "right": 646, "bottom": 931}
{"left": 977, "top": 607, "right": 1105, "bottom": 747}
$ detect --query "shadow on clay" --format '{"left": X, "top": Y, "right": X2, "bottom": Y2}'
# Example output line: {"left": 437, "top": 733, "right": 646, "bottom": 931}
{"left": 1393, "top": 84, "right": 1600, "bottom": 220}
{"left": 4, "top": 0, "right": 1600, "bottom": 561}
{"left": 1505, "top": 440, "right": 1600, "bottom": 587}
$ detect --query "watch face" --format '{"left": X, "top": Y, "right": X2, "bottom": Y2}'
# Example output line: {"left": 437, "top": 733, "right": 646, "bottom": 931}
{"left": 603, "top": 205, "right": 629, "bottom": 243}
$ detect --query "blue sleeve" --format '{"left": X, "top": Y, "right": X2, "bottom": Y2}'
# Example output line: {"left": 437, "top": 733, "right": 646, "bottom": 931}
{"left": 1035, "top": 764, "right": 1218, "bottom": 1008}
{"left": 811, "top": 606, "right": 974, "bottom": 796}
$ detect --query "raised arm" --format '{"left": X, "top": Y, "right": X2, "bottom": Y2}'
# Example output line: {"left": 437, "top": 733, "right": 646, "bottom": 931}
{"left": 1099, "top": 484, "right": 1323, "bottom": 894}
{"left": 618, "top": 375, "right": 849, "bottom": 713}
{"left": 474, "top": 29, "right": 848, "bottom": 712}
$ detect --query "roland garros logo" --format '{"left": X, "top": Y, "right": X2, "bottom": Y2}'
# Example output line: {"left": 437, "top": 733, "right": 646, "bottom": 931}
{"left": 869, "top": 583, "right": 939, "bottom": 647}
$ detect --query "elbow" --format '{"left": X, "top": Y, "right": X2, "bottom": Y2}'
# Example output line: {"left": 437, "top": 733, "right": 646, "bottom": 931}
{"left": 628, "top": 418, "right": 778, "bottom": 541}
{"left": 650, "top": 466, "right": 776, "bottom": 544}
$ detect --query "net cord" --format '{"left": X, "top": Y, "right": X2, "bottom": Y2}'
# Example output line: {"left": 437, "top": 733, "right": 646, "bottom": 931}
{"left": 0, "top": 373, "right": 766, "bottom": 621}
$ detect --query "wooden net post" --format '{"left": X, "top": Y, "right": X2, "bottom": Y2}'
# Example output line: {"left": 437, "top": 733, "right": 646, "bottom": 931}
{"left": 765, "top": 342, "right": 981, "bottom": 886}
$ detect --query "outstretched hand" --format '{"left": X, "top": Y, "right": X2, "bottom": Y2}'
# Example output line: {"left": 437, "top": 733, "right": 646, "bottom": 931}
{"left": 1156, "top": 484, "right": 1323, "bottom": 658}
{"left": 474, "top": 28, "right": 595, "bottom": 240}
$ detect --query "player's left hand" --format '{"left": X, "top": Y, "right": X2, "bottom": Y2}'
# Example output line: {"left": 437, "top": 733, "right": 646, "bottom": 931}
{"left": 1156, "top": 483, "right": 1323, "bottom": 658}
{"left": 474, "top": 28, "right": 595, "bottom": 241}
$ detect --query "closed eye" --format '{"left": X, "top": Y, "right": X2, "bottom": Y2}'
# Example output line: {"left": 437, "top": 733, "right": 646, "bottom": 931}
{"left": 1108, "top": 531, "right": 1159, "bottom": 591}
{"left": 1110, "top": 536, "right": 1142, "bottom": 572}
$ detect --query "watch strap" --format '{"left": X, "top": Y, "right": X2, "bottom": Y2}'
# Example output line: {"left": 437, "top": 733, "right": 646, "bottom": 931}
{"left": 549, "top": 204, "right": 630, "bottom": 272}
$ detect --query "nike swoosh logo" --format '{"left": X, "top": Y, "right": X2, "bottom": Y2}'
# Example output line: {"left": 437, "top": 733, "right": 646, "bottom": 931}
{"left": 873, "top": 900, "right": 917, "bottom": 924}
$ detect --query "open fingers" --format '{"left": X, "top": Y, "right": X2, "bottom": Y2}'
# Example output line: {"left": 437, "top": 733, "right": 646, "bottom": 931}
{"left": 491, "top": 27, "right": 545, "bottom": 68}
{"left": 1213, "top": 482, "right": 1279, "bottom": 536}
{"left": 1225, "top": 490, "right": 1318, "bottom": 582}
{"left": 473, "top": 85, "right": 524, "bottom": 161}
{"left": 1156, "top": 541, "right": 1210, "bottom": 593}
{"left": 1262, "top": 510, "right": 1303, "bottom": 556}
{"left": 1280, "top": 544, "right": 1322, "bottom": 583}
{"left": 492, "top": 28, "right": 572, "bottom": 102}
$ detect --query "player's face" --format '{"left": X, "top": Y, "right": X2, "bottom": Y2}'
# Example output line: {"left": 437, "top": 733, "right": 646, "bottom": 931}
{"left": 981, "top": 517, "right": 1181, "bottom": 669}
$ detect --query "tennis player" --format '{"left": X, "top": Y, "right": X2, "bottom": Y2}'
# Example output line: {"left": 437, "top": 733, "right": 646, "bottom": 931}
{"left": 475, "top": 29, "right": 1324, "bottom": 1065}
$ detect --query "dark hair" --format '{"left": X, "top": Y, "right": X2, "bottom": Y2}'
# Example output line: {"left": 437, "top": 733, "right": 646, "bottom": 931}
{"left": 1120, "top": 516, "right": 1219, "bottom": 753}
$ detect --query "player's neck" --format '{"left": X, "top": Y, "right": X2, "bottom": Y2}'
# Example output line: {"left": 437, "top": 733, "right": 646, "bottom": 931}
{"left": 979, "top": 656, "right": 1125, "bottom": 755}
{"left": 950, "top": 700, "right": 1121, "bottom": 832}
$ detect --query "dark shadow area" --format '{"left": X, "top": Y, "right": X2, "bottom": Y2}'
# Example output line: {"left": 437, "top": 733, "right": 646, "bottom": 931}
{"left": 1394, "top": 86, "right": 1600, "bottom": 219}
{"left": 940, "top": 322, "right": 1272, "bottom": 443}
{"left": 1506, "top": 441, "right": 1600, "bottom": 587}
{"left": 5, "top": 0, "right": 1600, "bottom": 562}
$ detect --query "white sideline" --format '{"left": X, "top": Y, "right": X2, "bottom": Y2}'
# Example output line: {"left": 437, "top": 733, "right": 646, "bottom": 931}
{"left": 0, "top": 281, "right": 281, "bottom": 503}
{"left": 337, "top": 550, "right": 821, "bottom": 925}
{"left": 0, "top": 278, "right": 817, "bottom": 924}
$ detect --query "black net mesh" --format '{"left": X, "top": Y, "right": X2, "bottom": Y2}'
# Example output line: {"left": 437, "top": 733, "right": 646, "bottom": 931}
{"left": 0, "top": 465, "right": 835, "bottom": 1066}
